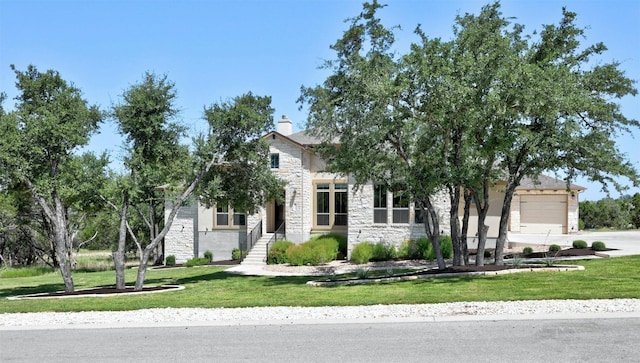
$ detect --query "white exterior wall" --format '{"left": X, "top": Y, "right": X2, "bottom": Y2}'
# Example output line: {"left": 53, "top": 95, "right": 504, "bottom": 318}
{"left": 164, "top": 200, "right": 197, "bottom": 264}
{"left": 567, "top": 192, "right": 580, "bottom": 233}
{"left": 267, "top": 136, "right": 312, "bottom": 243}
{"left": 347, "top": 182, "right": 451, "bottom": 257}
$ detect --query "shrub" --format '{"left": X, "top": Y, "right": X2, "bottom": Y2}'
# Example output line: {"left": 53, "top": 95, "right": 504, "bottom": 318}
{"left": 371, "top": 242, "right": 397, "bottom": 261}
{"left": 317, "top": 232, "right": 347, "bottom": 258}
{"left": 267, "top": 240, "right": 294, "bottom": 264}
{"left": 184, "top": 257, "right": 210, "bottom": 267}
{"left": 522, "top": 246, "right": 533, "bottom": 254}
{"left": 484, "top": 250, "right": 492, "bottom": 258}
{"left": 591, "top": 241, "right": 607, "bottom": 251}
{"left": 572, "top": 240, "right": 588, "bottom": 249}
{"left": 439, "top": 235, "right": 453, "bottom": 259}
{"left": 232, "top": 248, "right": 247, "bottom": 261}
{"left": 350, "top": 242, "right": 374, "bottom": 264}
{"left": 204, "top": 250, "right": 214, "bottom": 262}
{"left": 548, "top": 244, "right": 562, "bottom": 252}
{"left": 398, "top": 240, "right": 420, "bottom": 259}
{"left": 285, "top": 237, "right": 338, "bottom": 266}
{"left": 416, "top": 237, "right": 431, "bottom": 259}
{"left": 165, "top": 255, "right": 176, "bottom": 266}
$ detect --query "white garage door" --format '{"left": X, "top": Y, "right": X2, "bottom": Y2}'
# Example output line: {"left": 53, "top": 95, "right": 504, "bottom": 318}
{"left": 520, "top": 195, "right": 567, "bottom": 234}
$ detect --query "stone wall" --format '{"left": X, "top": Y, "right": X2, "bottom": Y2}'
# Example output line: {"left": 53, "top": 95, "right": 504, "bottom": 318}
{"left": 267, "top": 136, "right": 312, "bottom": 243}
{"left": 347, "top": 182, "right": 451, "bottom": 257}
{"left": 164, "top": 200, "right": 197, "bottom": 264}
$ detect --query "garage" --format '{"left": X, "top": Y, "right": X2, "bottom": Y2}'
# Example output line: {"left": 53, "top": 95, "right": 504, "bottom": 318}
{"left": 520, "top": 195, "right": 567, "bottom": 234}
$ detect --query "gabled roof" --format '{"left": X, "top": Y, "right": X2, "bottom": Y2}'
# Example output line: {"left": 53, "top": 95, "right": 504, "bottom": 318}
{"left": 263, "top": 131, "right": 314, "bottom": 153}
{"left": 516, "top": 174, "right": 586, "bottom": 191}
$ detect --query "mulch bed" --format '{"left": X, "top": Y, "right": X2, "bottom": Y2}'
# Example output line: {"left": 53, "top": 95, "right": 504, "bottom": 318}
{"left": 506, "top": 247, "right": 615, "bottom": 259}
{"left": 151, "top": 260, "right": 240, "bottom": 270}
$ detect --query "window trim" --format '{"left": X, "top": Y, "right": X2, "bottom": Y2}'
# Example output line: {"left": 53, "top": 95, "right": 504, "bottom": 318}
{"left": 213, "top": 204, "right": 247, "bottom": 229}
{"left": 392, "top": 191, "right": 410, "bottom": 224}
{"left": 313, "top": 180, "right": 349, "bottom": 230}
{"left": 373, "top": 184, "right": 388, "bottom": 224}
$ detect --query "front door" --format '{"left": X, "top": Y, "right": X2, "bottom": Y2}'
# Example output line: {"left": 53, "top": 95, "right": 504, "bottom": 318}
{"left": 267, "top": 191, "right": 285, "bottom": 233}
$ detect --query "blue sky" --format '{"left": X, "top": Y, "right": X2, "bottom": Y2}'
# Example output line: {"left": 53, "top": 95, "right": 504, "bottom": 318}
{"left": 1, "top": 0, "right": 638, "bottom": 201}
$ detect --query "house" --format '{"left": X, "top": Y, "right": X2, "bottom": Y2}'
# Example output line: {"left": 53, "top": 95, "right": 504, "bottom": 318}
{"left": 164, "top": 116, "right": 584, "bottom": 263}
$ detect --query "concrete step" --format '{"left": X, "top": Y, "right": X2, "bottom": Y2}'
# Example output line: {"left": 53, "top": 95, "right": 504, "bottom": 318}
{"left": 240, "top": 233, "right": 274, "bottom": 266}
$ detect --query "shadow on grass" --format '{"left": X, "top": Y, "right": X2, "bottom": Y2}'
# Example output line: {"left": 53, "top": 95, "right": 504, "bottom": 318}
{"left": 0, "top": 283, "right": 65, "bottom": 299}
{"left": 173, "top": 270, "right": 314, "bottom": 287}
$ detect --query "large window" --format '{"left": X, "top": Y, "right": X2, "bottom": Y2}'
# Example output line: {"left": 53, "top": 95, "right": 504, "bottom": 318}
{"left": 392, "top": 192, "right": 409, "bottom": 224}
{"left": 314, "top": 181, "right": 348, "bottom": 228}
{"left": 214, "top": 205, "right": 246, "bottom": 228}
{"left": 373, "top": 184, "right": 387, "bottom": 223}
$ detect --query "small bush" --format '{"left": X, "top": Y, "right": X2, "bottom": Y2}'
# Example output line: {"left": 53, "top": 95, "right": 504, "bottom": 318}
{"left": 591, "top": 241, "right": 607, "bottom": 251}
{"left": 350, "top": 242, "right": 374, "bottom": 264}
{"left": 184, "top": 257, "right": 210, "bottom": 267}
{"left": 439, "top": 235, "right": 453, "bottom": 259}
{"left": 267, "top": 240, "right": 294, "bottom": 264}
{"left": 165, "top": 255, "right": 176, "bottom": 266}
{"left": 522, "top": 246, "right": 533, "bottom": 254}
{"left": 232, "top": 248, "right": 247, "bottom": 261}
{"left": 317, "top": 233, "right": 347, "bottom": 258}
{"left": 572, "top": 240, "right": 588, "bottom": 249}
{"left": 484, "top": 250, "right": 492, "bottom": 258}
{"left": 416, "top": 237, "right": 431, "bottom": 259}
{"left": 285, "top": 244, "right": 317, "bottom": 266}
{"left": 371, "top": 242, "right": 396, "bottom": 261}
{"left": 204, "top": 250, "right": 214, "bottom": 262}
{"left": 398, "top": 240, "right": 420, "bottom": 259}
{"left": 548, "top": 244, "right": 562, "bottom": 252}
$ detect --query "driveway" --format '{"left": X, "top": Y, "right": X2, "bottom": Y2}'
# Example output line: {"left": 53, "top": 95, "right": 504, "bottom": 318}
{"left": 508, "top": 230, "right": 640, "bottom": 257}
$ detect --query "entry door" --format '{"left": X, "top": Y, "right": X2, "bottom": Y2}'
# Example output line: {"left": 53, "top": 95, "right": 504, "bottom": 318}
{"left": 267, "top": 191, "right": 285, "bottom": 233}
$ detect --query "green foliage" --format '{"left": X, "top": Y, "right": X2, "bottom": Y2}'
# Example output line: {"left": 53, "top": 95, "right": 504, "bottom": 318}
{"left": 184, "top": 257, "right": 210, "bottom": 267}
{"left": 548, "top": 244, "right": 562, "bottom": 252}
{"left": 371, "top": 242, "right": 397, "bottom": 261}
{"left": 422, "top": 236, "right": 453, "bottom": 260}
{"left": 484, "top": 250, "right": 492, "bottom": 258}
{"left": 572, "top": 240, "right": 588, "bottom": 249}
{"left": 355, "top": 267, "right": 370, "bottom": 279}
{"left": 203, "top": 250, "right": 213, "bottom": 263}
{"left": 286, "top": 237, "right": 339, "bottom": 266}
{"left": 315, "top": 233, "right": 348, "bottom": 259}
{"left": 231, "top": 248, "right": 247, "bottom": 261}
{"left": 165, "top": 255, "right": 176, "bottom": 266}
{"left": 267, "top": 240, "right": 294, "bottom": 264}
{"left": 591, "top": 241, "right": 607, "bottom": 251}
{"left": 522, "top": 247, "right": 533, "bottom": 254}
{"left": 350, "top": 242, "right": 374, "bottom": 264}
{"left": 398, "top": 240, "right": 421, "bottom": 260}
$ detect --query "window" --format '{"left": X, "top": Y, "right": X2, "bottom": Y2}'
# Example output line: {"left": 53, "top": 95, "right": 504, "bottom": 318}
{"left": 216, "top": 205, "right": 229, "bottom": 226}
{"left": 334, "top": 183, "right": 348, "bottom": 226}
{"left": 392, "top": 192, "right": 409, "bottom": 223}
{"left": 270, "top": 153, "right": 279, "bottom": 169}
{"left": 214, "top": 205, "right": 246, "bottom": 228}
{"left": 314, "top": 182, "right": 348, "bottom": 228}
{"left": 373, "top": 184, "right": 387, "bottom": 223}
{"left": 316, "top": 183, "right": 330, "bottom": 226}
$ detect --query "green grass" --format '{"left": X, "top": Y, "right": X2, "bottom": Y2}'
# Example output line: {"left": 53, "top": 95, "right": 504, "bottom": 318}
{"left": 1, "top": 256, "right": 639, "bottom": 314}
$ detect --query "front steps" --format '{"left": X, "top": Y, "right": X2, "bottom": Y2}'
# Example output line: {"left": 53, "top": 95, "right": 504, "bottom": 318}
{"left": 240, "top": 233, "right": 273, "bottom": 266}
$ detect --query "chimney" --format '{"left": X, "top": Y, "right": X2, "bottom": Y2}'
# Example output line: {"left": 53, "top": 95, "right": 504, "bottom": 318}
{"left": 277, "top": 115, "right": 292, "bottom": 136}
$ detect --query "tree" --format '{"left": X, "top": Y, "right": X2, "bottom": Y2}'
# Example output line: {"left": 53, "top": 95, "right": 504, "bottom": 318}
{"left": 491, "top": 6, "right": 639, "bottom": 264}
{"left": 0, "top": 65, "right": 103, "bottom": 292}
{"left": 299, "top": 1, "right": 448, "bottom": 269}
{"left": 113, "top": 73, "right": 283, "bottom": 290}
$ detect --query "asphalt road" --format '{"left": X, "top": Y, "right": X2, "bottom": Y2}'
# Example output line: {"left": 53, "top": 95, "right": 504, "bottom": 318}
{"left": 2, "top": 317, "right": 639, "bottom": 362}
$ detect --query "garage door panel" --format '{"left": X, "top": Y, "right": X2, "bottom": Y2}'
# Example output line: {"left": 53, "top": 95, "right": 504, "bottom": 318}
{"left": 520, "top": 195, "right": 566, "bottom": 234}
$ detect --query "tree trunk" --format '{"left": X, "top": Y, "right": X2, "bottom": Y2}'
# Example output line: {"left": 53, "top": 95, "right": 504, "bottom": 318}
{"left": 474, "top": 183, "right": 491, "bottom": 267}
{"left": 494, "top": 182, "right": 518, "bottom": 265}
{"left": 461, "top": 189, "right": 472, "bottom": 265}
{"left": 448, "top": 185, "right": 464, "bottom": 266}
{"left": 114, "top": 195, "right": 129, "bottom": 289}
{"left": 417, "top": 198, "right": 446, "bottom": 270}
{"left": 53, "top": 195, "right": 74, "bottom": 292}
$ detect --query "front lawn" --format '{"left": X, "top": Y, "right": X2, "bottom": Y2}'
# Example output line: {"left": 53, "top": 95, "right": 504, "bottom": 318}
{"left": 1, "top": 255, "right": 639, "bottom": 313}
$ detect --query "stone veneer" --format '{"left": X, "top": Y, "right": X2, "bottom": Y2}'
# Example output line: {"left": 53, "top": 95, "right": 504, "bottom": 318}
{"left": 164, "top": 199, "right": 197, "bottom": 264}
{"left": 347, "top": 182, "right": 451, "bottom": 257}
{"left": 267, "top": 135, "right": 312, "bottom": 243}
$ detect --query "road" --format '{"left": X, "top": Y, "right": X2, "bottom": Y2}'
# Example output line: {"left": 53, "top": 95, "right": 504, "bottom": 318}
{"left": 2, "top": 317, "right": 639, "bottom": 362}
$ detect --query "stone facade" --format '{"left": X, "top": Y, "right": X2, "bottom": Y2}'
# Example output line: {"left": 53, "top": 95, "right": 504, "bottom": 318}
{"left": 347, "top": 183, "right": 451, "bottom": 256}
{"left": 164, "top": 200, "right": 197, "bottom": 264}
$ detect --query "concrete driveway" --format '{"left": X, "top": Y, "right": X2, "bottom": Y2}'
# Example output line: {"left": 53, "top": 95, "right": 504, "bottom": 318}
{"left": 507, "top": 230, "right": 640, "bottom": 257}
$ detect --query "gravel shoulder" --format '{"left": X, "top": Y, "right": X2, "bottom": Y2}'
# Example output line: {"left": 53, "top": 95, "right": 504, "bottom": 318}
{"left": 3, "top": 299, "right": 640, "bottom": 330}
